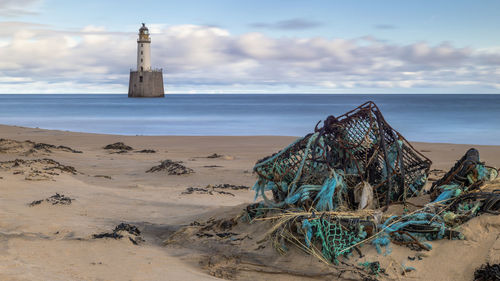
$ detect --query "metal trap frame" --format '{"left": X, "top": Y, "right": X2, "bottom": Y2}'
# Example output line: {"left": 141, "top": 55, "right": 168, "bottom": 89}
{"left": 254, "top": 101, "right": 432, "bottom": 209}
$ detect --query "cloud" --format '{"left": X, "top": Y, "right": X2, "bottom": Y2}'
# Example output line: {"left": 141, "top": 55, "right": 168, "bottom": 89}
{"left": 0, "top": 22, "right": 499, "bottom": 93}
{"left": 0, "top": 0, "right": 40, "bottom": 17}
{"left": 374, "top": 24, "right": 397, "bottom": 30}
{"left": 250, "top": 18, "right": 323, "bottom": 30}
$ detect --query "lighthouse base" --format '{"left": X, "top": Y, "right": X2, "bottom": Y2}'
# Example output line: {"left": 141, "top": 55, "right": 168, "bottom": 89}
{"left": 128, "top": 70, "right": 164, "bottom": 98}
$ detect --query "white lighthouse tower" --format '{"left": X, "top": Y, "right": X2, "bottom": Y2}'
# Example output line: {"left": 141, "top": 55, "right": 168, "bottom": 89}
{"left": 128, "top": 23, "right": 164, "bottom": 98}
{"left": 137, "top": 23, "right": 151, "bottom": 72}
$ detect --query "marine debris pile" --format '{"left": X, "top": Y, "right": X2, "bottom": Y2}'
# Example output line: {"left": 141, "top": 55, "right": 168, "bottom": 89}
{"left": 245, "top": 101, "right": 499, "bottom": 265}
{"left": 253, "top": 101, "right": 432, "bottom": 211}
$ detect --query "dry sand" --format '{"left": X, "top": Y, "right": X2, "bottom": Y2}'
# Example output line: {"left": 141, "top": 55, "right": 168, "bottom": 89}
{"left": 0, "top": 124, "right": 499, "bottom": 281}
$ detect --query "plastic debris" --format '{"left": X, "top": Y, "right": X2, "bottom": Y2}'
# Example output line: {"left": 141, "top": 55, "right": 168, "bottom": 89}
{"left": 243, "top": 102, "right": 499, "bottom": 266}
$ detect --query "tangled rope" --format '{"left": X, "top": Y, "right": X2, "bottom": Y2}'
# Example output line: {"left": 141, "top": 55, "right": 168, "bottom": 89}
{"left": 253, "top": 101, "right": 431, "bottom": 212}
{"left": 247, "top": 102, "right": 499, "bottom": 266}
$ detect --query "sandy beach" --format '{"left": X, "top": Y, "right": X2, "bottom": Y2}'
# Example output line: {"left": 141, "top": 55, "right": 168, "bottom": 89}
{"left": 0, "top": 123, "right": 499, "bottom": 281}
{"left": 2, "top": 0, "right": 499, "bottom": 279}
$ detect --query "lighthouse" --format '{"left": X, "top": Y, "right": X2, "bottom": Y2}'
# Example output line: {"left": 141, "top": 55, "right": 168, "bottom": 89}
{"left": 128, "top": 23, "right": 164, "bottom": 98}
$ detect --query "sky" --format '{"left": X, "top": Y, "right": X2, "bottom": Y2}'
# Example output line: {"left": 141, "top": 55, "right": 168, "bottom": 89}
{"left": 0, "top": 0, "right": 499, "bottom": 94}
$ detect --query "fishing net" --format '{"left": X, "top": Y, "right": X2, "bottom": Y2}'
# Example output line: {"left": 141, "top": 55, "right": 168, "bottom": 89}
{"left": 246, "top": 102, "right": 499, "bottom": 268}
{"left": 253, "top": 101, "right": 432, "bottom": 211}
{"left": 301, "top": 217, "right": 367, "bottom": 263}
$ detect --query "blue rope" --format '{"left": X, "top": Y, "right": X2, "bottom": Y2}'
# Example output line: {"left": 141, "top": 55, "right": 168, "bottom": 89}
{"left": 302, "top": 219, "right": 313, "bottom": 247}
{"left": 314, "top": 170, "right": 345, "bottom": 211}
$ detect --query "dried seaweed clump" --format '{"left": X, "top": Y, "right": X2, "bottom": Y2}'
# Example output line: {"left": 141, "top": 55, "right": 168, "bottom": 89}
{"left": 146, "top": 159, "right": 194, "bottom": 175}
{"left": 29, "top": 193, "right": 73, "bottom": 206}
{"left": 135, "top": 149, "right": 156, "bottom": 153}
{"left": 474, "top": 263, "right": 500, "bottom": 281}
{"left": 182, "top": 187, "right": 234, "bottom": 196}
{"left": 207, "top": 153, "right": 223, "bottom": 158}
{"left": 0, "top": 158, "right": 77, "bottom": 180}
{"left": 32, "top": 143, "right": 82, "bottom": 153}
{"left": 103, "top": 142, "right": 133, "bottom": 150}
{"left": 182, "top": 184, "right": 249, "bottom": 196}
{"left": 0, "top": 138, "right": 82, "bottom": 154}
{"left": 93, "top": 223, "right": 144, "bottom": 245}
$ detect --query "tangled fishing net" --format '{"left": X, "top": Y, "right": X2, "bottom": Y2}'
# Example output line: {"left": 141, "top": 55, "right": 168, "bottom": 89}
{"left": 247, "top": 101, "right": 499, "bottom": 265}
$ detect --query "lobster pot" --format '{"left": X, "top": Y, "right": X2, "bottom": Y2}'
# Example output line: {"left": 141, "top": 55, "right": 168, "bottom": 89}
{"left": 253, "top": 102, "right": 431, "bottom": 209}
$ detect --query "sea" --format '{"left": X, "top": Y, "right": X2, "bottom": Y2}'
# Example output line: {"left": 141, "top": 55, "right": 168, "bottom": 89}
{"left": 0, "top": 94, "right": 499, "bottom": 145}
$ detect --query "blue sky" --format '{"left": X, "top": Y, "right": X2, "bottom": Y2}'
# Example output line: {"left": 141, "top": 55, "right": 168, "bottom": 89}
{"left": 0, "top": 0, "right": 499, "bottom": 93}
{"left": 35, "top": 0, "right": 500, "bottom": 48}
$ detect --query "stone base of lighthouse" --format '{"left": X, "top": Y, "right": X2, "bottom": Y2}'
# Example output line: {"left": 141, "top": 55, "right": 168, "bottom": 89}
{"left": 128, "top": 70, "right": 164, "bottom": 98}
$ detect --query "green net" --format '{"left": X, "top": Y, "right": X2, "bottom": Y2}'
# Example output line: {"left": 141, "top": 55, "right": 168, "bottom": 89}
{"left": 302, "top": 217, "right": 367, "bottom": 263}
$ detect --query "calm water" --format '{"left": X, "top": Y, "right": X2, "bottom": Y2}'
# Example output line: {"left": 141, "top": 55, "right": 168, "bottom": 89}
{"left": 0, "top": 94, "right": 499, "bottom": 145}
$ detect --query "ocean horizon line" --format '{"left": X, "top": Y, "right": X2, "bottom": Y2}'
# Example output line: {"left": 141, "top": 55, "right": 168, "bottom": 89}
{"left": 0, "top": 92, "right": 499, "bottom": 95}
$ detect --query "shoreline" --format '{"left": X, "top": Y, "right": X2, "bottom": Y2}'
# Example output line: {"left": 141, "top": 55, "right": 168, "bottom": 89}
{"left": 2, "top": 123, "right": 499, "bottom": 170}
{"left": 2, "top": 123, "right": 500, "bottom": 147}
